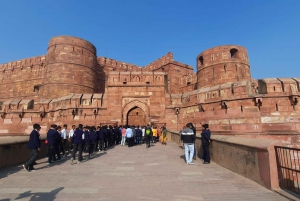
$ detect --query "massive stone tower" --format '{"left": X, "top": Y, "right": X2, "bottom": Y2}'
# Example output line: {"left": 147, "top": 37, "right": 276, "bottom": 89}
{"left": 40, "top": 36, "right": 99, "bottom": 98}
{"left": 196, "top": 45, "right": 251, "bottom": 88}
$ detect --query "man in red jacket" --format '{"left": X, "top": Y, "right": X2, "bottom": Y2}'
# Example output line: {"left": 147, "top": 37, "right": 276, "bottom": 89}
{"left": 23, "top": 123, "right": 41, "bottom": 172}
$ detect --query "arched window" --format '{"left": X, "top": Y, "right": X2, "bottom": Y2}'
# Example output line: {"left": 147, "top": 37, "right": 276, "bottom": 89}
{"left": 230, "top": 48, "right": 239, "bottom": 58}
{"left": 199, "top": 56, "right": 204, "bottom": 65}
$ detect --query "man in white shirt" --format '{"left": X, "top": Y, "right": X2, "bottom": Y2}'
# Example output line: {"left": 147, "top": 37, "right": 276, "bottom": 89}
{"left": 60, "top": 124, "right": 68, "bottom": 156}
{"left": 68, "top": 125, "right": 75, "bottom": 155}
{"left": 125, "top": 126, "right": 133, "bottom": 147}
{"left": 141, "top": 126, "right": 145, "bottom": 143}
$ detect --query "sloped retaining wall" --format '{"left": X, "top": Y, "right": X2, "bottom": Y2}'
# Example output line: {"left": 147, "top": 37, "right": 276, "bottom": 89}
{"left": 167, "top": 130, "right": 282, "bottom": 190}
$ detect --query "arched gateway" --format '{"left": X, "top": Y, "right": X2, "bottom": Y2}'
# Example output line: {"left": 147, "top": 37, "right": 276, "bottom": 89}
{"left": 122, "top": 100, "right": 149, "bottom": 126}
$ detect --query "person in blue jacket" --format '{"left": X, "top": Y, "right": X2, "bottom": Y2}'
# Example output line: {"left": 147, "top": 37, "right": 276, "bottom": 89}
{"left": 135, "top": 127, "right": 142, "bottom": 145}
{"left": 71, "top": 124, "right": 84, "bottom": 164}
{"left": 46, "top": 124, "right": 60, "bottom": 165}
{"left": 23, "top": 123, "right": 41, "bottom": 172}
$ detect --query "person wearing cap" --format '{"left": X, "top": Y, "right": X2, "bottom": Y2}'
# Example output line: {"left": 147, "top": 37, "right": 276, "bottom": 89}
{"left": 23, "top": 123, "right": 41, "bottom": 172}
{"left": 71, "top": 124, "right": 84, "bottom": 164}
{"left": 201, "top": 124, "right": 211, "bottom": 164}
{"left": 180, "top": 123, "right": 195, "bottom": 165}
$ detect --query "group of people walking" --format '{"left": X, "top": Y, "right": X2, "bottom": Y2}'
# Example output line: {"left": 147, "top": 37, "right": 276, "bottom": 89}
{"left": 23, "top": 123, "right": 168, "bottom": 172}
{"left": 23, "top": 121, "right": 210, "bottom": 172}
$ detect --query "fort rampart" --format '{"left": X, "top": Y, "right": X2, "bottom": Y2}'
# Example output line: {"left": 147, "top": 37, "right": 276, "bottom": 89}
{"left": 0, "top": 35, "right": 299, "bottom": 147}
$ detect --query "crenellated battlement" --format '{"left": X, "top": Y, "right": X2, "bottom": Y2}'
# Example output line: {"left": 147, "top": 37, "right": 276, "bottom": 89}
{"left": 97, "top": 57, "right": 142, "bottom": 72}
{"left": 0, "top": 55, "right": 46, "bottom": 72}
{"left": 143, "top": 52, "right": 174, "bottom": 71}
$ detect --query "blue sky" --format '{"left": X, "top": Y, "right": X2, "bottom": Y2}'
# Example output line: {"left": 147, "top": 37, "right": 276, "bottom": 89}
{"left": 0, "top": 0, "right": 299, "bottom": 79}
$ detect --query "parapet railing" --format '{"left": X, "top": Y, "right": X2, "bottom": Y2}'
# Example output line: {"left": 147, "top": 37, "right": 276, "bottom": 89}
{"left": 275, "top": 146, "right": 300, "bottom": 194}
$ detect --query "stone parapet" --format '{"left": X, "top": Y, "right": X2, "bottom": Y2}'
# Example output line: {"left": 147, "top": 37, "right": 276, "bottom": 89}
{"left": 166, "top": 130, "right": 282, "bottom": 190}
{"left": 0, "top": 136, "right": 47, "bottom": 169}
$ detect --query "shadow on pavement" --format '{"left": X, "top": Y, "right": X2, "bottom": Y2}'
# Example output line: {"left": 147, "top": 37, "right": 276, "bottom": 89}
{"left": 1, "top": 187, "right": 64, "bottom": 201}
{"left": 16, "top": 187, "right": 63, "bottom": 200}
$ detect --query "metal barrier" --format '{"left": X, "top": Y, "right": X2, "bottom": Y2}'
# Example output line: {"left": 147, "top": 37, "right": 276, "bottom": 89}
{"left": 275, "top": 146, "right": 300, "bottom": 194}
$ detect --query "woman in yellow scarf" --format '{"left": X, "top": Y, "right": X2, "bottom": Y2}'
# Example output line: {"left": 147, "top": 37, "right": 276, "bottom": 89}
{"left": 161, "top": 126, "right": 167, "bottom": 145}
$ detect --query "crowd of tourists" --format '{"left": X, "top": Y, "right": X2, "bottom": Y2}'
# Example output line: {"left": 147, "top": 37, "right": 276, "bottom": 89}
{"left": 23, "top": 123, "right": 167, "bottom": 172}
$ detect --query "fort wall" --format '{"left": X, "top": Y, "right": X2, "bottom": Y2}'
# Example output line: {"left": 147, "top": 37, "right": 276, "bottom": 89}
{"left": 0, "top": 56, "right": 46, "bottom": 100}
{"left": 0, "top": 35, "right": 299, "bottom": 146}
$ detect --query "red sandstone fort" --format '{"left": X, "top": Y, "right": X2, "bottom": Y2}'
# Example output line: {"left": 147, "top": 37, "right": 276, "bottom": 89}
{"left": 0, "top": 36, "right": 299, "bottom": 146}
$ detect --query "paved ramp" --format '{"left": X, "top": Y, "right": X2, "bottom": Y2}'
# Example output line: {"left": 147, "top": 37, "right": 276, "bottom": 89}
{"left": 0, "top": 142, "right": 287, "bottom": 201}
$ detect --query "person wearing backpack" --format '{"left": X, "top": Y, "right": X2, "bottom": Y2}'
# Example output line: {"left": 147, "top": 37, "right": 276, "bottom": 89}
{"left": 152, "top": 126, "right": 157, "bottom": 143}
{"left": 145, "top": 125, "right": 152, "bottom": 148}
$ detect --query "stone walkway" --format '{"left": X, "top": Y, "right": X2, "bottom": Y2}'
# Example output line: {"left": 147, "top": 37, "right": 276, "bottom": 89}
{"left": 0, "top": 141, "right": 287, "bottom": 201}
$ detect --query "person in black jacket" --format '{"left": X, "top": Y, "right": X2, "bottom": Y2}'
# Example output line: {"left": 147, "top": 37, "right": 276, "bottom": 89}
{"left": 55, "top": 126, "right": 62, "bottom": 161}
{"left": 180, "top": 123, "right": 195, "bottom": 165}
{"left": 107, "top": 125, "right": 113, "bottom": 147}
{"left": 23, "top": 123, "right": 41, "bottom": 172}
{"left": 46, "top": 124, "right": 60, "bottom": 165}
{"left": 98, "top": 126, "right": 105, "bottom": 151}
{"left": 94, "top": 126, "right": 100, "bottom": 152}
{"left": 103, "top": 125, "right": 108, "bottom": 149}
{"left": 71, "top": 124, "right": 84, "bottom": 164}
{"left": 201, "top": 124, "right": 211, "bottom": 164}
{"left": 87, "top": 126, "right": 96, "bottom": 159}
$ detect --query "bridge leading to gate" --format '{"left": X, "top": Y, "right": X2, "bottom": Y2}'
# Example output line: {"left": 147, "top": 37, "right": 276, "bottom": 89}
{"left": 0, "top": 139, "right": 288, "bottom": 201}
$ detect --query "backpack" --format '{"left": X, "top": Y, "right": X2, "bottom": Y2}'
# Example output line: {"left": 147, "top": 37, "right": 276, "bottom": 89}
{"left": 146, "top": 129, "right": 151, "bottom": 135}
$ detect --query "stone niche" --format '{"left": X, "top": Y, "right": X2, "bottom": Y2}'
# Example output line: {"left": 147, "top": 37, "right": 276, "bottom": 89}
{"left": 9, "top": 99, "right": 21, "bottom": 110}
{"left": 81, "top": 94, "right": 93, "bottom": 106}
{"left": 19, "top": 99, "right": 34, "bottom": 110}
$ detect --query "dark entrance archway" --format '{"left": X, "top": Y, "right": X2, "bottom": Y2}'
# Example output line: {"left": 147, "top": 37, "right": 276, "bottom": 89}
{"left": 127, "top": 106, "right": 145, "bottom": 126}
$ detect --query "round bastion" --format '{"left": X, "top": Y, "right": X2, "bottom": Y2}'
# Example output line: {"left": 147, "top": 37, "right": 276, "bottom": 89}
{"left": 40, "top": 36, "right": 99, "bottom": 98}
{"left": 196, "top": 45, "right": 251, "bottom": 88}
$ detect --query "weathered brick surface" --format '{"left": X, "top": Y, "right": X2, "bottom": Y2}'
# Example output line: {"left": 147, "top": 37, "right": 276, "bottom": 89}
{"left": 0, "top": 36, "right": 300, "bottom": 146}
